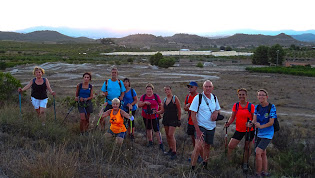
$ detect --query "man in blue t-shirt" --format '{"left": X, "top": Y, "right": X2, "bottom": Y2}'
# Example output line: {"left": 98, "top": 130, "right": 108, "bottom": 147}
{"left": 100, "top": 67, "right": 126, "bottom": 130}
{"left": 252, "top": 89, "right": 277, "bottom": 177}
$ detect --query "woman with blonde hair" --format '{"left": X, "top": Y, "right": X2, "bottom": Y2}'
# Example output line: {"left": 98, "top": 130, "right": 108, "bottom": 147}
{"left": 18, "top": 66, "right": 55, "bottom": 125}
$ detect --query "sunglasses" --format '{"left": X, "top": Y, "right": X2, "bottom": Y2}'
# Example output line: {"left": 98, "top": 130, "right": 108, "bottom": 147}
{"left": 187, "top": 86, "right": 194, "bottom": 88}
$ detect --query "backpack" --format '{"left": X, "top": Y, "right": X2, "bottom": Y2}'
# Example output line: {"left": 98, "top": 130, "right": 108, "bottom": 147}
{"left": 257, "top": 103, "right": 280, "bottom": 132}
{"left": 197, "top": 93, "right": 217, "bottom": 113}
{"left": 163, "top": 95, "right": 176, "bottom": 104}
{"left": 105, "top": 79, "right": 122, "bottom": 92}
{"left": 141, "top": 93, "right": 158, "bottom": 103}
{"left": 79, "top": 83, "right": 92, "bottom": 91}
{"left": 235, "top": 102, "right": 252, "bottom": 113}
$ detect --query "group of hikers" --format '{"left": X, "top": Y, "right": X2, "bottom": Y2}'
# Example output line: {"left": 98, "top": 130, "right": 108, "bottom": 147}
{"left": 18, "top": 66, "right": 277, "bottom": 177}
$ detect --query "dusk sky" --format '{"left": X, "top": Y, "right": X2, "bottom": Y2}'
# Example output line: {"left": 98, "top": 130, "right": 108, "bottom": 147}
{"left": 1, "top": 0, "right": 314, "bottom": 36}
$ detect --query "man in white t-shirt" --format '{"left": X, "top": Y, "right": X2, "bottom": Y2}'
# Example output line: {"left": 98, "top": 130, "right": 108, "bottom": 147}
{"left": 189, "top": 80, "right": 221, "bottom": 170}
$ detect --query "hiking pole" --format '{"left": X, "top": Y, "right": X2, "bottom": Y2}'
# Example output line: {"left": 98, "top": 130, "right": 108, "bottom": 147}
{"left": 242, "top": 118, "right": 250, "bottom": 173}
{"left": 53, "top": 95, "right": 56, "bottom": 121}
{"left": 129, "top": 108, "right": 133, "bottom": 139}
{"left": 62, "top": 104, "right": 75, "bottom": 124}
{"left": 224, "top": 121, "right": 228, "bottom": 155}
{"left": 19, "top": 92, "right": 22, "bottom": 119}
{"left": 253, "top": 126, "right": 258, "bottom": 174}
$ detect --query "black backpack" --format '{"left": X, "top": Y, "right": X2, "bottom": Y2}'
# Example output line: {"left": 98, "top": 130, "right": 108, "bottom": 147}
{"left": 257, "top": 103, "right": 280, "bottom": 132}
{"left": 196, "top": 93, "right": 224, "bottom": 121}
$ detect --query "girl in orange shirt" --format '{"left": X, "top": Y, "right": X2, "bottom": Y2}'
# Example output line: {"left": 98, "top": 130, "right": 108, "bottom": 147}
{"left": 101, "top": 98, "right": 134, "bottom": 145}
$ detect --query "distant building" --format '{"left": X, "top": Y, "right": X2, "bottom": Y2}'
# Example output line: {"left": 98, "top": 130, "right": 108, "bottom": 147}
{"left": 180, "top": 49, "right": 190, "bottom": 51}
{"left": 285, "top": 61, "right": 310, "bottom": 67}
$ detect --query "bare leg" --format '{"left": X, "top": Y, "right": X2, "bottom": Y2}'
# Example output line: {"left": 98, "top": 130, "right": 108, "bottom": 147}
{"left": 262, "top": 150, "right": 268, "bottom": 173}
{"left": 202, "top": 144, "right": 211, "bottom": 163}
{"left": 191, "top": 139, "right": 202, "bottom": 166}
{"left": 168, "top": 126, "right": 176, "bottom": 152}
{"left": 255, "top": 147, "right": 264, "bottom": 174}
{"left": 228, "top": 138, "right": 241, "bottom": 160}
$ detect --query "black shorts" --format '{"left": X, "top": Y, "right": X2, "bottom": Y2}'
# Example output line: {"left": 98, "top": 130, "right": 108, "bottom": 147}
{"left": 187, "top": 124, "right": 195, "bottom": 136}
{"left": 255, "top": 137, "right": 271, "bottom": 150}
{"left": 195, "top": 126, "right": 215, "bottom": 145}
{"left": 162, "top": 118, "right": 180, "bottom": 127}
{"left": 143, "top": 117, "right": 160, "bottom": 132}
{"left": 78, "top": 100, "right": 93, "bottom": 114}
{"left": 232, "top": 130, "right": 255, "bottom": 141}
{"left": 124, "top": 110, "right": 136, "bottom": 128}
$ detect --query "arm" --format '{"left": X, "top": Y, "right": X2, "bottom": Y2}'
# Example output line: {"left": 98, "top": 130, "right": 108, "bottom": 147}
{"left": 225, "top": 111, "right": 236, "bottom": 127}
{"left": 255, "top": 118, "right": 274, "bottom": 129}
{"left": 128, "top": 95, "right": 138, "bottom": 110}
{"left": 157, "top": 102, "right": 164, "bottom": 114}
{"left": 175, "top": 96, "right": 181, "bottom": 120}
{"left": 101, "top": 109, "right": 111, "bottom": 119}
{"left": 191, "top": 111, "right": 203, "bottom": 140}
{"left": 87, "top": 86, "right": 93, "bottom": 101}
{"left": 211, "top": 110, "right": 219, "bottom": 121}
{"left": 183, "top": 95, "right": 190, "bottom": 111}
{"left": 119, "top": 91, "right": 125, "bottom": 101}
{"left": 45, "top": 78, "right": 55, "bottom": 96}
{"left": 18, "top": 79, "right": 33, "bottom": 93}
{"left": 120, "top": 110, "right": 131, "bottom": 119}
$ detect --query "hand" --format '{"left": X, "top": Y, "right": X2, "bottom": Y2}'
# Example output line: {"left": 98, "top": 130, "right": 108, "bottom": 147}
{"left": 80, "top": 97, "right": 84, "bottom": 102}
{"left": 254, "top": 122, "right": 261, "bottom": 129}
{"left": 118, "top": 96, "right": 123, "bottom": 101}
{"left": 130, "top": 116, "right": 134, "bottom": 121}
{"left": 18, "top": 88, "right": 23, "bottom": 93}
{"left": 51, "top": 91, "right": 56, "bottom": 96}
{"left": 224, "top": 122, "right": 230, "bottom": 128}
{"left": 211, "top": 112, "right": 218, "bottom": 121}
{"left": 75, "top": 97, "right": 79, "bottom": 101}
{"left": 129, "top": 104, "right": 133, "bottom": 110}
{"left": 145, "top": 101, "right": 151, "bottom": 105}
{"left": 196, "top": 129, "right": 204, "bottom": 141}
{"left": 102, "top": 92, "right": 108, "bottom": 97}
{"left": 246, "top": 122, "right": 253, "bottom": 128}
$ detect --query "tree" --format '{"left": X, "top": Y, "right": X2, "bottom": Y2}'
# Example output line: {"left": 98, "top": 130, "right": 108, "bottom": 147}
{"left": 226, "top": 46, "right": 232, "bottom": 51}
{"left": 252, "top": 46, "right": 270, "bottom": 65}
{"left": 269, "top": 44, "right": 286, "bottom": 66}
{"left": 149, "top": 52, "right": 163, "bottom": 66}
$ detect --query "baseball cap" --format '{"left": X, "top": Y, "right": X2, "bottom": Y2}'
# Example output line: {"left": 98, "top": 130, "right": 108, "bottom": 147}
{"left": 187, "top": 81, "right": 198, "bottom": 87}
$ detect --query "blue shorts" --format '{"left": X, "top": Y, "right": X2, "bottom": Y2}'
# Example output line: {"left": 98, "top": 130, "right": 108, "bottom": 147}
{"left": 108, "top": 129, "right": 127, "bottom": 139}
{"left": 255, "top": 137, "right": 271, "bottom": 150}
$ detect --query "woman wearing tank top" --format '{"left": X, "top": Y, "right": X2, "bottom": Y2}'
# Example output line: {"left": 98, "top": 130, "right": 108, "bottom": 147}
{"left": 18, "top": 66, "right": 55, "bottom": 125}
{"left": 75, "top": 72, "right": 94, "bottom": 135}
{"left": 100, "top": 98, "right": 134, "bottom": 146}
{"left": 157, "top": 86, "right": 181, "bottom": 160}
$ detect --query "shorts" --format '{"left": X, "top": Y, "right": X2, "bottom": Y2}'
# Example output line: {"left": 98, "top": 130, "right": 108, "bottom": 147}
{"left": 78, "top": 100, "right": 93, "bottom": 113}
{"left": 124, "top": 110, "right": 136, "bottom": 128}
{"left": 162, "top": 118, "right": 180, "bottom": 127}
{"left": 108, "top": 129, "right": 127, "bottom": 139}
{"left": 143, "top": 117, "right": 159, "bottom": 132}
{"left": 187, "top": 124, "right": 195, "bottom": 136}
{"left": 31, "top": 97, "right": 48, "bottom": 109}
{"left": 255, "top": 137, "right": 271, "bottom": 150}
{"left": 195, "top": 126, "right": 215, "bottom": 145}
{"left": 232, "top": 130, "right": 255, "bottom": 141}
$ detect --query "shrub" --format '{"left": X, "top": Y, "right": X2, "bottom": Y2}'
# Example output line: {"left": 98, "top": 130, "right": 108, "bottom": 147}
{"left": 149, "top": 52, "right": 163, "bottom": 66}
{"left": 196, "top": 62, "right": 204, "bottom": 68}
{"left": 0, "top": 62, "right": 6, "bottom": 70}
{"left": 0, "top": 72, "right": 22, "bottom": 103}
{"left": 158, "top": 57, "right": 175, "bottom": 68}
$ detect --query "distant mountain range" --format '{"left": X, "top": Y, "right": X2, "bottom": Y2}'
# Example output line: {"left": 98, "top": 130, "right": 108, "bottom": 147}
{"left": 0, "top": 30, "right": 314, "bottom": 49}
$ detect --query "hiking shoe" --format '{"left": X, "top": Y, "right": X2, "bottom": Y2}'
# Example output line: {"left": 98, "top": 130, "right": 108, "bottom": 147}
{"left": 170, "top": 152, "right": 177, "bottom": 160}
{"left": 159, "top": 143, "right": 165, "bottom": 152}
{"left": 242, "top": 163, "right": 249, "bottom": 172}
{"left": 261, "top": 172, "right": 271, "bottom": 177}
{"left": 164, "top": 149, "right": 172, "bottom": 156}
{"left": 202, "top": 162, "right": 208, "bottom": 170}
{"left": 147, "top": 141, "right": 153, "bottom": 147}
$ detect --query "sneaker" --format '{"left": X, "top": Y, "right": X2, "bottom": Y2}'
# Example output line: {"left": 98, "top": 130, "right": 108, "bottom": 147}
{"left": 170, "top": 152, "right": 177, "bottom": 160}
{"left": 147, "top": 141, "right": 153, "bottom": 147}
{"left": 159, "top": 143, "right": 165, "bottom": 152}
{"left": 242, "top": 163, "right": 249, "bottom": 172}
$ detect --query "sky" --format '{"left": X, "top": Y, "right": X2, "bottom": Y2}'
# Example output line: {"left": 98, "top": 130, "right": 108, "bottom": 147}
{"left": 1, "top": 0, "right": 315, "bottom": 37}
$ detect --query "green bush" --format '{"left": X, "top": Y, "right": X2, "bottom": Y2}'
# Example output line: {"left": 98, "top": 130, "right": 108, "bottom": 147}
{"left": 0, "top": 62, "right": 6, "bottom": 70}
{"left": 196, "top": 62, "right": 204, "bottom": 68}
{"left": 0, "top": 72, "right": 22, "bottom": 103}
{"left": 149, "top": 52, "right": 163, "bottom": 66}
{"left": 246, "top": 66, "right": 315, "bottom": 77}
{"left": 158, "top": 57, "right": 175, "bottom": 68}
